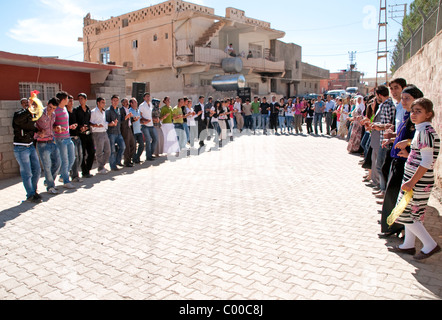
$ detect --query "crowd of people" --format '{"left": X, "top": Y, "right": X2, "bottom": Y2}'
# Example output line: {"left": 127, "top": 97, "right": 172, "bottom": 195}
{"left": 12, "top": 81, "right": 440, "bottom": 260}
{"left": 338, "top": 78, "right": 441, "bottom": 261}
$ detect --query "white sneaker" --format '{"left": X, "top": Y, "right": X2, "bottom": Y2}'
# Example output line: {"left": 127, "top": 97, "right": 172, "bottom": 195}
{"left": 98, "top": 169, "right": 109, "bottom": 175}
{"left": 59, "top": 177, "right": 63, "bottom": 183}
{"left": 48, "top": 187, "right": 59, "bottom": 195}
{"left": 63, "top": 183, "right": 76, "bottom": 189}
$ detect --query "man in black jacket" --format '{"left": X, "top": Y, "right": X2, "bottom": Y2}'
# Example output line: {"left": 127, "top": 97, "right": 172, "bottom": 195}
{"left": 194, "top": 96, "right": 205, "bottom": 147}
{"left": 75, "top": 93, "right": 95, "bottom": 178}
{"left": 12, "top": 100, "right": 42, "bottom": 203}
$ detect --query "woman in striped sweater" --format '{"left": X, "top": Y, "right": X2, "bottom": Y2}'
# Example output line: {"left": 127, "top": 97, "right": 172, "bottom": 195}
{"left": 390, "top": 98, "right": 441, "bottom": 260}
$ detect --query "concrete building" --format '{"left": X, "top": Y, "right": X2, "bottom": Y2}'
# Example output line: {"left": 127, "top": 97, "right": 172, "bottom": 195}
{"left": 321, "top": 69, "right": 368, "bottom": 96}
{"left": 82, "top": 0, "right": 328, "bottom": 102}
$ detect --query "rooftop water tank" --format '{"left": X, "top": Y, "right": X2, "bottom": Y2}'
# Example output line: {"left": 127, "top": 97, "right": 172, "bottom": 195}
{"left": 221, "top": 57, "right": 243, "bottom": 73}
{"left": 212, "top": 74, "right": 246, "bottom": 92}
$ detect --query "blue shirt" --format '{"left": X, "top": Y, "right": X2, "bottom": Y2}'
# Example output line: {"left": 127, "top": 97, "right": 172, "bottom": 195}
{"left": 325, "top": 101, "right": 336, "bottom": 112}
{"left": 314, "top": 101, "right": 325, "bottom": 114}
{"left": 395, "top": 102, "right": 405, "bottom": 134}
{"left": 129, "top": 107, "right": 142, "bottom": 134}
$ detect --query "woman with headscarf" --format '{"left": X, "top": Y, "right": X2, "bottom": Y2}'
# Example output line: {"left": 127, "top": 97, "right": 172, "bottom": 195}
{"left": 347, "top": 95, "right": 366, "bottom": 153}
{"left": 378, "top": 85, "right": 424, "bottom": 239}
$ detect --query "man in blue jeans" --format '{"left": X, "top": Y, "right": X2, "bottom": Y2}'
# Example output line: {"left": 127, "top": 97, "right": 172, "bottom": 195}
{"left": 314, "top": 96, "right": 325, "bottom": 135}
{"left": 139, "top": 93, "right": 157, "bottom": 161}
{"left": 106, "top": 95, "right": 126, "bottom": 171}
{"left": 35, "top": 98, "right": 61, "bottom": 195}
{"left": 12, "top": 98, "right": 41, "bottom": 203}
{"left": 54, "top": 91, "right": 76, "bottom": 190}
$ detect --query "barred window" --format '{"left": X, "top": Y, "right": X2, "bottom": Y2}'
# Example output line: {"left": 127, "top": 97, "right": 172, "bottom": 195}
{"left": 100, "top": 47, "right": 110, "bottom": 64}
{"left": 19, "top": 82, "right": 60, "bottom": 101}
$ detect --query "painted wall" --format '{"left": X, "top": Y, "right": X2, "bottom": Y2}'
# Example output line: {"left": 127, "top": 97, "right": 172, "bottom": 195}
{"left": 0, "top": 64, "right": 92, "bottom": 100}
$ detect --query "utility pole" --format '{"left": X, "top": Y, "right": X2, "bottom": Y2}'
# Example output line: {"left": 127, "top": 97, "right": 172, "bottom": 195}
{"left": 348, "top": 51, "right": 357, "bottom": 87}
{"left": 376, "top": 0, "right": 389, "bottom": 87}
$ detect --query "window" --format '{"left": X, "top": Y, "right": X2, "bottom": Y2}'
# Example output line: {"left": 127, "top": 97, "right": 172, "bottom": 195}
{"left": 122, "top": 18, "right": 129, "bottom": 28}
{"left": 200, "top": 79, "right": 212, "bottom": 86}
{"left": 153, "top": 34, "right": 158, "bottom": 42}
{"left": 19, "top": 82, "right": 60, "bottom": 101}
{"left": 249, "top": 43, "right": 262, "bottom": 59}
{"left": 100, "top": 47, "right": 110, "bottom": 64}
{"left": 165, "top": 33, "right": 169, "bottom": 40}
{"left": 132, "top": 40, "right": 138, "bottom": 49}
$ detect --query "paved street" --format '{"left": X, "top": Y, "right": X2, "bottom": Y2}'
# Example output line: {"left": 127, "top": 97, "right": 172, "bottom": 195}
{"left": 0, "top": 132, "right": 441, "bottom": 300}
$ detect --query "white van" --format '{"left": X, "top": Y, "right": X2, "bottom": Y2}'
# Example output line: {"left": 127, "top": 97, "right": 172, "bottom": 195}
{"left": 326, "top": 90, "right": 346, "bottom": 99}
{"left": 346, "top": 87, "right": 359, "bottom": 95}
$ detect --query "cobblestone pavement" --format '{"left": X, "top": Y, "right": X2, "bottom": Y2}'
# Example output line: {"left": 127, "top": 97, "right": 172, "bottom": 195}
{"left": 0, "top": 131, "right": 441, "bottom": 300}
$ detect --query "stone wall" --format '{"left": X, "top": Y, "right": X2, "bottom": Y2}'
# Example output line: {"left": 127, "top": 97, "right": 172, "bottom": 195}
{"left": 393, "top": 30, "right": 442, "bottom": 189}
{"left": 0, "top": 101, "right": 21, "bottom": 179}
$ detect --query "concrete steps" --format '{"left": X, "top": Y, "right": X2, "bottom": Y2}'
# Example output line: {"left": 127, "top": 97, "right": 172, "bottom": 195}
{"left": 195, "top": 20, "right": 225, "bottom": 47}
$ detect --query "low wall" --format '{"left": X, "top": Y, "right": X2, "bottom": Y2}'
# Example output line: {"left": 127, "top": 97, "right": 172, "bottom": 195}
{"left": 393, "top": 30, "right": 442, "bottom": 189}
{"left": 0, "top": 101, "right": 21, "bottom": 179}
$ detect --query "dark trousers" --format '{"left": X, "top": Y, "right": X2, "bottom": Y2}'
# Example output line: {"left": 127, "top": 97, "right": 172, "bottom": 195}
{"left": 306, "top": 118, "right": 313, "bottom": 134}
{"left": 79, "top": 133, "right": 95, "bottom": 176}
{"left": 380, "top": 158, "right": 406, "bottom": 233}
{"left": 133, "top": 133, "right": 144, "bottom": 163}
{"left": 122, "top": 131, "right": 135, "bottom": 165}
{"left": 198, "top": 120, "right": 206, "bottom": 147}
{"left": 270, "top": 114, "right": 278, "bottom": 130}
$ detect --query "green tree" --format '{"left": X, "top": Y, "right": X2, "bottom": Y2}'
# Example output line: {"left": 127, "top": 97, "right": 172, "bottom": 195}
{"left": 390, "top": 0, "right": 439, "bottom": 72}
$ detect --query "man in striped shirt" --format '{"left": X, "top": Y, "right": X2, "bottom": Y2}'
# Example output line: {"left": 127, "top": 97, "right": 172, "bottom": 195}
{"left": 54, "top": 91, "right": 76, "bottom": 189}
{"left": 371, "top": 85, "right": 396, "bottom": 198}
{"left": 35, "top": 98, "right": 61, "bottom": 195}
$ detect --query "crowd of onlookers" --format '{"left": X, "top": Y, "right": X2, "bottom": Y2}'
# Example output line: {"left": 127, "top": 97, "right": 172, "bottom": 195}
{"left": 335, "top": 79, "right": 441, "bottom": 261}
{"left": 12, "top": 80, "right": 440, "bottom": 260}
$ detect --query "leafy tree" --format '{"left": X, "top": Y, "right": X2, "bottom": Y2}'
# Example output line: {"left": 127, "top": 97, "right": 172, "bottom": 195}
{"left": 390, "top": 0, "right": 439, "bottom": 72}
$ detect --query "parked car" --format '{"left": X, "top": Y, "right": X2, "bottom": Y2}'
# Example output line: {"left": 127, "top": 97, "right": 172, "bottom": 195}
{"left": 325, "top": 90, "right": 346, "bottom": 99}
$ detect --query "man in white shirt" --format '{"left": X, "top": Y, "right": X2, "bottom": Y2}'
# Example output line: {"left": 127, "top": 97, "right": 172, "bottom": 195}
{"left": 324, "top": 95, "right": 336, "bottom": 135}
{"left": 139, "top": 93, "right": 158, "bottom": 161}
{"left": 90, "top": 97, "right": 110, "bottom": 174}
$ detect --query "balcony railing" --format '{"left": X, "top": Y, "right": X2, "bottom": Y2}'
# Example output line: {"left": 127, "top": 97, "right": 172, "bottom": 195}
{"left": 193, "top": 47, "right": 284, "bottom": 73}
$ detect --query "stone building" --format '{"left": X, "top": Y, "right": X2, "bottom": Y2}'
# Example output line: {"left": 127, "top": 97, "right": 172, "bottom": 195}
{"left": 82, "top": 0, "right": 328, "bottom": 102}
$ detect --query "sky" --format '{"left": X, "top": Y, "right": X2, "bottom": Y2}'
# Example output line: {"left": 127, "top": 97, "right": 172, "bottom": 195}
{"left": 0, "top": 0, "right": 414, "bottom": 79}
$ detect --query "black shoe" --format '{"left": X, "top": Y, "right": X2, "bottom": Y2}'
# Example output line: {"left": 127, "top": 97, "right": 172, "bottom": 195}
{"left": 116, "top": 163, "right": 124, "bottom": 167}
{"left": 125, "top": 163, "right": 134, "bottom": 167}
{"left": 378, "top": 230, "right": 403, "bottom": 239}
{"left": 388, "top": 246, "right": 416, "bottom": 256}
{"left": 83, "top": 173, "right": 93, "bottom": 178}
{"left": 111, "top": 167, "right": 121, "bottom": 172}
{"left": 26, "top": 194, "right": 42, "bottom": 204}
{"left": 413, "top": 245, "right": 441, "bottom": 260}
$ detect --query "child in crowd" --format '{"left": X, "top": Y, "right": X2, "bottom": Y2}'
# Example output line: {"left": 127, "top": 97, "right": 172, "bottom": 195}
{"left": 390, "top": 98, "right": 441, "bottom": 260}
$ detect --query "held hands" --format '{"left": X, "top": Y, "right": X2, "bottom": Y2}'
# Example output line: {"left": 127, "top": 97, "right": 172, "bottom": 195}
{"left": 69, "top": 123, "right": 78, "bottom": 130}
{"left": 80, "top": 125, "right": 89, "bottom": 133}
{"left": 54, "top": 126, "right": 67, "bottom": 134}
{"left": 395, "top": 139, "right": 410, "bottom": 151}
{"left": 397, "top": 149, "right": 409, "bottom": 159}
{"left": 381, "top": 138, "right": 393, "bottom": 148}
